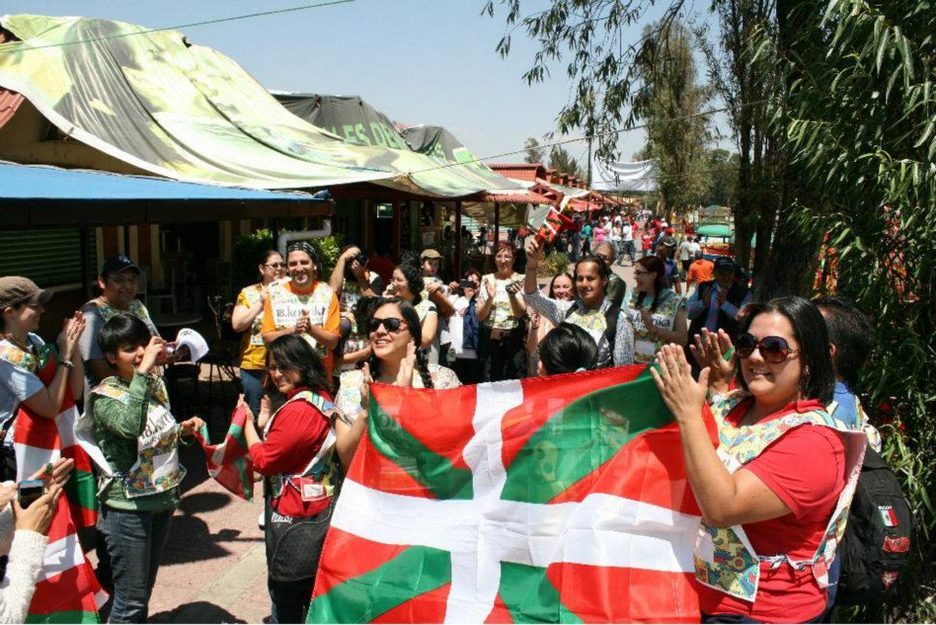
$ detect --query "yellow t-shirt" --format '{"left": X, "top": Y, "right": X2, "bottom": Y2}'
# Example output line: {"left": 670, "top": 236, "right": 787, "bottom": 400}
{"left": 236, "top": 284, "right": 267, "bottom": 371}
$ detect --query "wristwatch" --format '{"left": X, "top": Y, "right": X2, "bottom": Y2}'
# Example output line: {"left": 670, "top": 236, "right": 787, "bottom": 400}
{"left": 60, "top": 359, "right": 76, "bottom": 369}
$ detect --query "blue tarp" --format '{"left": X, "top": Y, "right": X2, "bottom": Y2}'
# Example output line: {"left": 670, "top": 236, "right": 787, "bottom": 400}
{"left": 0, "top": 161, "right": 315, "bottom": 201}
{"left": 0, "top": 161, "right": 326, "bottom": 228}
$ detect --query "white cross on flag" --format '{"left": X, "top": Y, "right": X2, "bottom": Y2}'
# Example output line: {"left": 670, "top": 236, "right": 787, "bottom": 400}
{"left": 309, "top": 365, "right": 706, "bottom": 623}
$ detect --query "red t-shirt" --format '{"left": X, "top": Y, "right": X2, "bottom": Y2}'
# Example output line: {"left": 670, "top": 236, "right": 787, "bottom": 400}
{"left": 250, "top": 387, "right": 333, "bottom": 518}
{"left": 700, "top": 399, "right": 846, "bottom": 623}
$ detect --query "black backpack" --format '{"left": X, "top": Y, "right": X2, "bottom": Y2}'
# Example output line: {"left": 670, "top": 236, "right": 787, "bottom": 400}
{"left": 835, "top": 445, "right": 913, "bottom": 606}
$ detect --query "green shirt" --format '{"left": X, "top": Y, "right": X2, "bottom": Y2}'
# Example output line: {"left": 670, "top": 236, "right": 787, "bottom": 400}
{"left": 89, "top": 372, "right": 180, "bottom": 512}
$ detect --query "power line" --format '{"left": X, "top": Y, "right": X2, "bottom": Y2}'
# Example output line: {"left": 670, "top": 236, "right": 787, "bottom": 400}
{"left": 2, "top": 0, "right": 355, "bottom": 52}
{"left": 408, "top": 100, "right": 769, "bottom": 175}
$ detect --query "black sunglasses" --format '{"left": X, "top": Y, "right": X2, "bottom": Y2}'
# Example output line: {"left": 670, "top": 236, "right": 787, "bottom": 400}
{"left": 367, "top": 317, "right": 406, "bottom": 334}
{"left": 735, "top": 333, "right": 799, "bottom": 363}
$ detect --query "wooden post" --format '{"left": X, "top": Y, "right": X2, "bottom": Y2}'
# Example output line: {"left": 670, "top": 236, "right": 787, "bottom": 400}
{"left": 392, "top": 199, "right": 402, "bottom": 260}
{"left": 454, "top": 200, "right": 463, "bottom": 279}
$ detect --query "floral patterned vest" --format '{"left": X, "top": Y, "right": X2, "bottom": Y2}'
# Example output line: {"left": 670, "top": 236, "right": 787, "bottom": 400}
{"left": 694, "top": 391, "right": 867, "bottom": 602}
{"left": 88, "top": 377, "right": 184, "bottom": 499}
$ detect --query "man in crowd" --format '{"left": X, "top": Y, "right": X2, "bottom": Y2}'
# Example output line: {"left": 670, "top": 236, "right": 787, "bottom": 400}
{"left": 677, "top": 236, "right": 695, "bottom": 278}
{"left": 686, "top": 256, "right": 752, "bottom": 342}
{"left": 79, "top": 256, "right": 160, "bottom": 389}
{"left": 420, "top": 248, "right": 455, "bottom": 365}
{"left": 685, "top": 250, "right": 714, "bottom": 291}
{"left": 329, "top": 245, "right": 383, "bottom": 372}
{"left": 592, "top": 242, "right": 627, "bottom": 308}
{"left": 617, "top": 218, "right": 636, "bottom": 266}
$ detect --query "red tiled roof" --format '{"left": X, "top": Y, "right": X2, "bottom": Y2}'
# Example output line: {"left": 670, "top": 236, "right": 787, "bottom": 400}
{"left": 489, "top": 163, "right": 547, "bottom": 182}
{"left": 0, "top": 88, "right": 25, "bottom": 131}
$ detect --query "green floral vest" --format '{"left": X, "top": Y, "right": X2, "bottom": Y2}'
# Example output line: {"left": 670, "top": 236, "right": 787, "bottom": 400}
{"left": 695, "top": 391, "right": 867, "bottom": 602}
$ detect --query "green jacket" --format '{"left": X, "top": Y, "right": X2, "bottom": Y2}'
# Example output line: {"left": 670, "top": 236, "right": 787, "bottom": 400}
{"left": 89, "top": 371, "right": 180, "bottom": 512}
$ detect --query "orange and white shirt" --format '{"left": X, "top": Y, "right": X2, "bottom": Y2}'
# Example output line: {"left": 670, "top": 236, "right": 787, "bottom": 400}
{"left": 261, "top": 280, "right": 340, "bottom": 376}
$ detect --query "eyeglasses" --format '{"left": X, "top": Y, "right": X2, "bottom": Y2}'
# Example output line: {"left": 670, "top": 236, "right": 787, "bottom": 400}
{"left": 735, "top": 333, "right": 800, "bottom": 363}
{"left": 264, "top": 262, "right": 286, "bottom": 268}
{"left": 367, "top": 317, "right": 407, "bottom": 334}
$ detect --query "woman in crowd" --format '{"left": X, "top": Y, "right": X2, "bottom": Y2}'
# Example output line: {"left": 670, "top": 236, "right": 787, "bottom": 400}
{"left": 232, "top": 249, "right": 286, "bottom": 416}
{"left": 0, "top": 277, "right": 85, "bottom": 481}
{"left": 88, "top": 314, "right": 204, "bottom": 624}
{"left": 476, "top": 241, "right": 527, "bottom": 382}
{"left": 652, "top": 296, "right": 858, "bottom": 623}
{"left": 537, "top": 323, "right": 598, "bottom": 376}
{"left": 243, "top": 335, "right": 338, "bottom": 624}
{"left": 334, "top": 298, "right": 460, "bottom": 467}
{"left": 384, "top": 261, "right": 437, "bottom": 355}
{"left": 526, "top": 272, "right": 573, "bottom": 374}
{"left": 523, "top": 238, "right": 634, "bottom": 368}
{"left": 261, "top": 242, "right": 340, "bottom": 380}
{"left": 447, "top": 270, "right": 483, "bottom": 385}
{"left": 0, "top": 457, "right": 72, "bottom": 624}
{"left": 627, "top": 255, "right": 688, "bottom": 364}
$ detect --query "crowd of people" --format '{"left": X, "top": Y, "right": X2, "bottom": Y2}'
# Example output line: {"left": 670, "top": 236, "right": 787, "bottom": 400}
{"left": 0, "top": 208, "right": 885, "bottom": 624}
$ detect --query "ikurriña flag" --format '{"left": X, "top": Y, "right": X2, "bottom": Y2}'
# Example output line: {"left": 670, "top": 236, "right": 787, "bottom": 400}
{"left": 308, "top": 365, "right": 711, "bottom": 623}
{"left": 194, "top": 402, "right": 255, "bottom": 501}
{"left": 13, "top": 348, "right": 106, "bottom": 623}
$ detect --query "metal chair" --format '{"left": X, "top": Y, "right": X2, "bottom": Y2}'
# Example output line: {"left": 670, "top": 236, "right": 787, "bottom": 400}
{"left": 200, "top": 295, "right": 240, "bottom": 416}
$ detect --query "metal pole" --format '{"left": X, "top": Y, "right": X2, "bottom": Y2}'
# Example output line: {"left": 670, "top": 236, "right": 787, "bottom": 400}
{"left": 587, "top": 136, "right": 593, "bottom": 188}
{"left": 494, "top": 202, "right": 500, "bottom": 252}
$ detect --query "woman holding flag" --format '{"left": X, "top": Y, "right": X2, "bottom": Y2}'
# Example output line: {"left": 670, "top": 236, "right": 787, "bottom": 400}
{"left": 242, "top": 334, "right": 339, "bottom": 624}
{"left": 651, "top": 297, "right": 865, "bottom": 623}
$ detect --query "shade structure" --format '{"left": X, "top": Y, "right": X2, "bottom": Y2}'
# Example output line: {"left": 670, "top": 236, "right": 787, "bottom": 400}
{"left": 0, "top": 15, "right": 521, "bottom": 198}
{"left": 695, "top": 223, "right": 734, "bottom": 239}
{"left": 0, "top": 161, "right": 327, "bottom": 227}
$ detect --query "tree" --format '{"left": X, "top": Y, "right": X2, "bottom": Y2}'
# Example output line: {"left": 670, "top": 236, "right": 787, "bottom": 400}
{"left": 633, "top": 18, "right": 712, "bottom": 212}
{"left": 547, "top": 145, "right": 584, "bottom": 178}
{"left": 705, "top": 148, "right": 739, "bottom": 208}
{"left": 523, "top": 137, "right": 545, "bottom": 164}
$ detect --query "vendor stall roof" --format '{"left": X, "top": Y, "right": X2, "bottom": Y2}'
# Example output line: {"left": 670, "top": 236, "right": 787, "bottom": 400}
{"left": 0, "top": 161, "right": 327, "bottom": 227}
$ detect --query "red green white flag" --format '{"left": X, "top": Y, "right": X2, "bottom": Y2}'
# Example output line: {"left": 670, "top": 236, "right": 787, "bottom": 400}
{"left": 308, "top": 365, "right": 707, "bottom": 623}
{"left": 194, "top": 403, "right": 255, "bottom": 501}
{"left": 13, "top": 349, "right": 106, "bottom": 623}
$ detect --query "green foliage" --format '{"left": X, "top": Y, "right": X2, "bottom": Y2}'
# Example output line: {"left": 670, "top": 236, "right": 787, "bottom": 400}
{"left": 769, "top": 0, "right": 936, "bottom": 618}
{"left": 231, "top": 228, "right": 275, "bottom": 292}
{"left": 548, "top": 145, "right": 584, "bottom": 179}
{"left": 538, "top": 251, "right": 570, "bottom": 277}
{"left": 231, "top": 229, "right": 343, "bottom": 293}
{"left": 633, "top": 19, "right": 713, "bottom": 211}
{"left": 524, "top": 137, "right": 546, "bottom": 164}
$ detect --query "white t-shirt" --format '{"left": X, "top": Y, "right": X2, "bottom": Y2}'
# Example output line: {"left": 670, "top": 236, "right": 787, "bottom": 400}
{"left": 678, "top": 240, "right": 694, "bottom": 262}
{"left": 448, "top": 296, "right": 478, "bottom": 361}
{"left": 621, "top": 224, "right": 634, "bottom": 241}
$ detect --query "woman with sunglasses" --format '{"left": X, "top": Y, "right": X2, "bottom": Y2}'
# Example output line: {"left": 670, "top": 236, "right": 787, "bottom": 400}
{"left": 334, "top": 298, "right": 459, "bottom": 467}
{"left": 652, "top": 297, "right": 864, "bottom": 623}
{"left": 627, "top": 255, "right": 688, "bottom": 363}
{"left": 232, "top": 249, "right": 286, "bottom": 416}
{"left": 523, "top": 238, "right": 634, "bottom": 368}
{"left": 242, "top": 334, "right": 339, "bottom": 624}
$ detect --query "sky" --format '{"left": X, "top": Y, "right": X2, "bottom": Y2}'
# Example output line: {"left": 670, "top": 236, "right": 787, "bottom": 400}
{"left": 2, "top": 0, "right": 729, "bottom": 171}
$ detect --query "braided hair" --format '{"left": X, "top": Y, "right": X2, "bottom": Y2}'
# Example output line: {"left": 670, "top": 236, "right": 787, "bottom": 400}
{"left": 366, "top": 297, "right": 434, "bottom": 389}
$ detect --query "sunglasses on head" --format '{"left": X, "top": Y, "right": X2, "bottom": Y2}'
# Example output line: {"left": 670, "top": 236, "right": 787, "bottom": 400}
{"left": 368, "top": 317, "right": 406, "bottom": 334}
{"left": 735, "top": 333, "right": 799, "bottom": 363}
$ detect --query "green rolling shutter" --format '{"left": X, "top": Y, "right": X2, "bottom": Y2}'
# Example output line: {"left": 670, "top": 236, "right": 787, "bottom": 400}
{"left": 0, "top": 228, "right": 96, "bottom": 288}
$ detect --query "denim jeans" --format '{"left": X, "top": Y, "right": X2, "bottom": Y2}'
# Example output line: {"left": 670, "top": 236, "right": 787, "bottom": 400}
{"left": 97, "top": 506, "right": 174, "bottom": 624}
{"left": 240, "top": 368, "right": 266, "bottom": 416}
